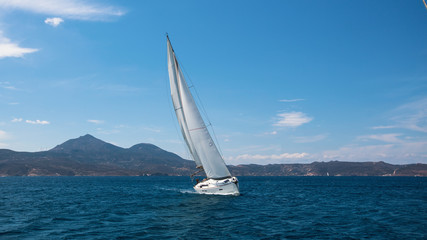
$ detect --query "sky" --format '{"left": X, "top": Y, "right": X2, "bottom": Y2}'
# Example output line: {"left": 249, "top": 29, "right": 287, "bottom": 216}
{"left": 0, "top": 0, "right": 426, "bottom": 165}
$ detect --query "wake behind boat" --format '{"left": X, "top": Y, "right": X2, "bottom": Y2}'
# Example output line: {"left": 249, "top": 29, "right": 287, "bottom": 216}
{"left": 166, "top": 36, "right": 240, "bottom": 196}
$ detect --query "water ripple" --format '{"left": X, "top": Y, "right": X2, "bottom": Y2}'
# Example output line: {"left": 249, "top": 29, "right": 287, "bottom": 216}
{"left": 0, "top": 176, "right": 425, "bottom": 239}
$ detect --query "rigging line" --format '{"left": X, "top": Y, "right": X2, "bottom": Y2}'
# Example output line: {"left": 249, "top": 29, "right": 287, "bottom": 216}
{"left": 174, "top": 54, "right": 211, "bottom": 122}
{"left": 176, "top": 55, "right": 225, "bottom": 157}
{"left": 209, "top": 121, "right": 225, "bottom": 158}
{"left": 190, "top": 168, "right": 204, "bottom": 178}
{"left": 424, "top": 0, "right": 427, "bottom": 9}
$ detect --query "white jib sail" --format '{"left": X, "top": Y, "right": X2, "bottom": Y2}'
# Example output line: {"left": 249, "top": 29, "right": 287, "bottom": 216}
{"left": 167, "top": 37, "right": 231, "bottom": 179}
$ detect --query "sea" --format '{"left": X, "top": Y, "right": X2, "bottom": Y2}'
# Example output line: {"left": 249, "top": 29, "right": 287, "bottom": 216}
{"left": 0, "top": 176, "right": 426, "bottom": 239}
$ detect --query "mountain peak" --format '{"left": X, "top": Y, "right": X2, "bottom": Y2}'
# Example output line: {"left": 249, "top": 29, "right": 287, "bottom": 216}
{"left": 129, "top": 143, "right": 162, "bottom": 151}
{"left": 81, "top": 134, "right": 96, "bottom": 139}
{"left": 49, "top": 134, "right": 123, "bottom": 153}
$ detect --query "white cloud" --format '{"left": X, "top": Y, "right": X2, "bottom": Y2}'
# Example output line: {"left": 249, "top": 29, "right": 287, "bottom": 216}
{"left": 371, "top": 125, "right": 397, "bottom": 130}
{"left": 143, "top": 127, "right": 161, "bottom": 133}
{"left": 96, "top": 128, "right": 119, "bottom": 135}
{"left": 227, "top": 152, "right": 310, "bottom": 164}
{"left": 44, "top": 17, "right": 63, "bottom": 27}
{"left": 0, "top": 31, "right": 38, "bottom": 59}
{"left": 391, "top": 97, "right": 427, "bottom": 133}
{"left": 0, "top": 82, "right": 21, "bottom": 90}
{"left": 26, "top": 119, "right": 50, "bottom": 125}
{"left": 0, "top": 130, "right": 9, "bottom": 148}
{"left": 95, "top": 84, "right": 140, "bottom": 93}
{"left": 274, "top": 112, "right": 312, "bottom": 127}
{"left": 0, "top": 0, "right": 125, "bottom": 20}
{"left": 0, "top": 130, "right": 7, "bottom": 139}
{"left": 3, "top": 86, "right": 17, "bottom": 90}
{"left": 235, "top": 152, "right": 309, "bottom": 160}
{"left": 224, "top": 144, "right": 281, "bottom": 155}
{"left": 358, "top": 133, "right": 403, "bottom": 143}
{"left": 322, "top": 141, "right": 427, "bottom": 164}
{"left": 294, "top": 134, "right": 327, "bottom": 143}
{"left": 279, "top": 99, "right": 304, "bottom": 102}
{"left": 0, "top": 1, "right": 124, "bottom": 58}
{"left": 264, "top": 131, "right": 277, "bottom": 135}
{"left": 11, "top": 118, "right": 23, "bottom": 122}
{"left": 87, "top": 119, "right": 104, "bottom": 124}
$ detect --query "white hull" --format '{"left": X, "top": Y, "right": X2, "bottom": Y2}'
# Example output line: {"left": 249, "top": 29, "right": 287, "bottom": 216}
{"left": 193, "top": 177, "right": 240, "bottom": 196}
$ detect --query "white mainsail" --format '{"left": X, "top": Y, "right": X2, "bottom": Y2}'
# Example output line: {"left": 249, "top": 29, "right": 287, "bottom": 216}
{"left": 167, "top": 37, "right": 231, "bottom": 180}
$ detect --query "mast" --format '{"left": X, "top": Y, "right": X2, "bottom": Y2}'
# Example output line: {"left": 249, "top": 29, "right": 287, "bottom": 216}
{"left": 167, "top": 36, "right": 231, "bottom": 179}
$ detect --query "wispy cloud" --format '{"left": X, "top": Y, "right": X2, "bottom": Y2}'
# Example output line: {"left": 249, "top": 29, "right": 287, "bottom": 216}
{"left": 12, "top": 118, "right": 50, "bottom": 125}
{"left": 26, "top": 119, "right": 50, "bottom": 125}
{"left": 95, "top": 84, "right": 141, "bottom": 93}
{"left": 44, "top": 17, "right": 64, "bottom": 27}
{"left": 264, "top": 131, "right": 277, "bottom": 135}
{"left": 391, "top": 97, "right": 427, "bottom": 133}
{"left": 87, "top": 119, "right": 104, "bottom": 124}
{"left": 11, "top": 118, "right": 23, "bottom": 122}
{"left": 279, "top": 99, "right": 305, "bottom": 102}
{"left": 2, "top": 86, "right": 17, "bottom": 90}
{"left": 0, "top": 31, "right": 38, "bottom": 59}
{"left": 322, "top": 141, "right": 427, "bottom": 164}
{"left": 371, "top": 125, "right": 397, "bottom": 130}
{"left": 224, "top": 145, "right": 281, "bottom": 155}
{"left": 143, "top": 127, "right": 161, "bottom": 133}
{"left": 274, "top": 112, "right": 313, "bottom": 127}
{"left": 358, "top": 133, "right": 403, "bottom": 143}
{"left": 294, "top": 134, "right": 327, "bottom": 143}
{"left": 0, "top": 130, "right": 8, "bottom": 148}
{"left": 96, "top": 128, "right": 119, "bottom": 135}
{"left": 0, "top": 1, "right": 125, "bottom": 59}
{"left": 235, "top": 152, "right": 309, "bottom": 160}
{"left": 227, "top": 152, "right": 310, "bottom": 164}
{"left": 0, "top": 0, "right": 125, "bottom": 20}
{"left": 0, "top": 130, "right": 7, "bottom": 139}
{"left": 0, "top": 81, "right": 17, "bottom": 90}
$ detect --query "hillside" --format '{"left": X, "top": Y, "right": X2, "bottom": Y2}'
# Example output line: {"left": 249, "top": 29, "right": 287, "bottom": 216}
{"left": 0, "top": 134, "right": 426, "bottom": 176}
{"left": 0, "top": 134, "right": 195, "bottom": 176}
{"left": 228, "top": 161, "right": 427, "bottom": 177}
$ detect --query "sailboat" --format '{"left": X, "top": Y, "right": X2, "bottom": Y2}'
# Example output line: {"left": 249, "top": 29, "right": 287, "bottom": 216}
{"left": 167, "top": 36, "right": 240, "bottom": 196}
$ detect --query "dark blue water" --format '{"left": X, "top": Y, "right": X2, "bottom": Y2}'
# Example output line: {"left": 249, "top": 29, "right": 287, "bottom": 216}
{"left": 1, "top": 176, "right": 426, "bottom": 239}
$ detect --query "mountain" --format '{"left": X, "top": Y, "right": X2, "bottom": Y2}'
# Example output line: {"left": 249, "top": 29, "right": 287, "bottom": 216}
{"left": 50, "top": 134, "right": 123, "bottom": 154}
{"left": 0, "top": 134, "right": 195, "bottom": 176}
{"left": 0, "top": 134, "right": 426, "bottom": 176}
{"left": 228, "top": 161, "right": 427, "bottom": 177}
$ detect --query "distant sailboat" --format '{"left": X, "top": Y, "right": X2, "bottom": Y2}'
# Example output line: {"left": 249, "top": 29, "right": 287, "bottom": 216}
{"left": 166, "top": 36, "right": 240, "bottom": 196}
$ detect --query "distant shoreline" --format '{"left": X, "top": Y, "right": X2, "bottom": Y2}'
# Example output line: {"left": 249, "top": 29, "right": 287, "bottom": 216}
{"left": 1, "top": 135, "right": 426, "bottom": 177}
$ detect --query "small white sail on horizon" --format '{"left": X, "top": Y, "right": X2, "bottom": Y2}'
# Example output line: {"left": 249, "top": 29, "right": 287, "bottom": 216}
{"left": 167, "top": 36, "right": 239, "bottom": 195}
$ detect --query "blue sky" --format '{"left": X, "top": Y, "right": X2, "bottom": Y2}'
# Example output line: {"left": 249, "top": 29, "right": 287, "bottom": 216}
{"left": 0, "top": 0, "right": 426, "bottom": 165}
